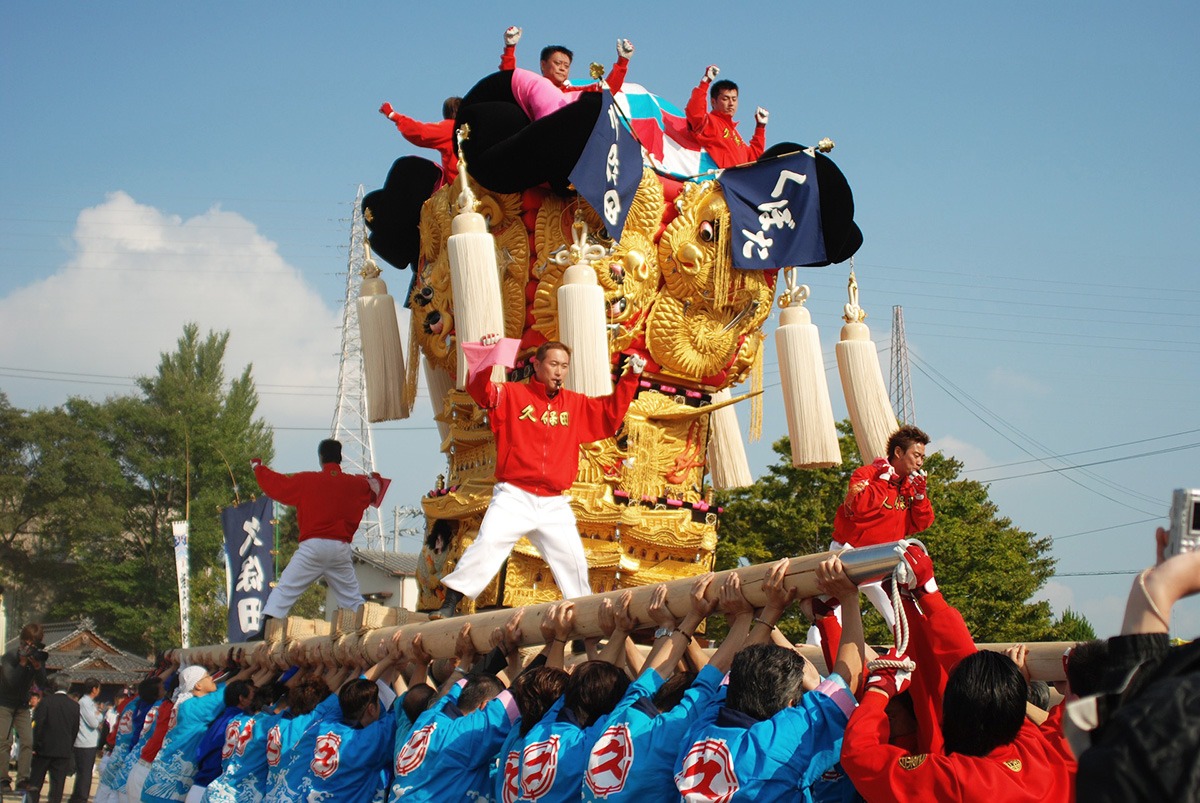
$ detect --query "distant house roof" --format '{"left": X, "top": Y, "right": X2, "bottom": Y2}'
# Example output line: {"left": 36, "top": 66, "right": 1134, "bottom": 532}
{"left": 352, "top": 549, "right": 419, "bottom": 577}
{"left": 6, "top": 618, "right": 153, "bottom": 689}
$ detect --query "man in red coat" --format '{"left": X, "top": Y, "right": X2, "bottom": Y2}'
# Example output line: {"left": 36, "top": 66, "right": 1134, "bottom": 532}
{"left": 378, "top": 97, "right": 462, "bottom": 186}
{"left": 810, "top": 425, "right": 934, "bottom": 645}
{"left": 685, "top": 65, "right": 767, "bottom": 169}
{"left": 498, "top": 26, "right": 633, "bottom": 95}
{"left": 250, "top": 439, "right": 382, "bottom": 635}
{"left": 840, "top": 545, "right": 1074, "bottom": 802}
{"left": 434, "top": 337, "right": 643, "bottom": 618}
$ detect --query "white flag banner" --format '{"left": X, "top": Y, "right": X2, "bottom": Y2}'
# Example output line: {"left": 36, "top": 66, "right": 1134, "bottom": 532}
{"left": 172, "top": 520, "right": 190, "bottom": 649}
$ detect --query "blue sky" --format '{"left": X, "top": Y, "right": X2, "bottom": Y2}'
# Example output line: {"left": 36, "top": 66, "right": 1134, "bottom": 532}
{"left": 2, "top": 2, "right": 1198, "bottom": 637}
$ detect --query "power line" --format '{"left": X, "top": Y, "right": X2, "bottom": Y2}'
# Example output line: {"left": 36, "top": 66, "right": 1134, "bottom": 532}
{"left": 978, "top": 441, "right": 1200, "bottom": 482}
{"left": 972, "top": 429, "right": 1200, "bottom": 472}
{"left": 1052, "top": 518, "right": 1162, "bottom": 542}
{"left": 911, "top": 354, "right": 1161, "bottom": 513}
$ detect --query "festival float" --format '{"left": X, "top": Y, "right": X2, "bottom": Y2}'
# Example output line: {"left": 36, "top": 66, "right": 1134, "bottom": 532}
{"left": 176, "top": 42, "right": 1073, "bottom": 684}
{"left": 359, "top": 55, "right": 866, "bottom": 616}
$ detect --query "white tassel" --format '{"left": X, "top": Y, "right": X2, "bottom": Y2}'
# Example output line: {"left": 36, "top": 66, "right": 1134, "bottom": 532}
{"left": 557, "top": 264, "right": 612, "bottom": 397}
{"left": 423, "top": 357, "right": 455, "bottom": 445}
{"left": 448, "top": 211, "right": 506, "bottom": 388}
{"left": 357, "top": 250, "right": 409, "bottom": 422}
{"left": 707, "top": 388, "right": 754, "bottom": 489}
{"left": 835, "top": 271, "right": 897, "bottom": 463}
{"left": 775, "top": 282, "right": 839, "bottom": 468}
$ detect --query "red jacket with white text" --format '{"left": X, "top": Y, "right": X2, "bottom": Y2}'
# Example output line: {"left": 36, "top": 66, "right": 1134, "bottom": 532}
{"left": 840, "top": 591, "right": 1074, "bottom": 802}
{"left": 685, "top": 79, "right": 766, "bottom": 168}
{"left": 468, "top": 370, "right": 637, "bottom": 497}
{"left": 831, "top": 460, "right": 934, "bottom": 547}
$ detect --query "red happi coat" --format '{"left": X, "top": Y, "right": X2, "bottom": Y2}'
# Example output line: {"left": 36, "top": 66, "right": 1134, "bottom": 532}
{"left": 468, "top": 370, "right": 638, "bottom": 497}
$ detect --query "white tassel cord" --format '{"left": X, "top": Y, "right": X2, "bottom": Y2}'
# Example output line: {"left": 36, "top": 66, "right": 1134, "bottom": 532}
{"left": 357, "top": 252, "right": 409, "bottom": 422}
{"left": 423, "top": 358, "right": 455, "bottom": 445}
{"left": 707, "top": 388, "right": 754, "bottom": 490}
{"left": 835, "top": 270, "right": 897, "bottom": 464}
{"left": 774, "top": 277, "right": 840, "bottom": 468}
{"left": 448, "top": 211, "right": 507, "bottom": 388}
{"left": 557, "top": 264, "right": 613, "bottom": 397}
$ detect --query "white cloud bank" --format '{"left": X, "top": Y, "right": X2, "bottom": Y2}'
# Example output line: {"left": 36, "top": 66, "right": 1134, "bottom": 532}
{"left": 0, "top": 191, "right": 342, "bottom": 432}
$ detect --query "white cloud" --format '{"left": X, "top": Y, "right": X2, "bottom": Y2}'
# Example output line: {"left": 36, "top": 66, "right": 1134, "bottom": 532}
{"left": 988, "top": 366, "right": 1049, "bottom": 398}
{"left": 932, "top": 434, "right": 992, "bottom": 470}
{"left": 0, "top": 191, "right": 342, "bottom": 432}
{"left": 1033, "top": 579, "right": 1075, "bottom": 616}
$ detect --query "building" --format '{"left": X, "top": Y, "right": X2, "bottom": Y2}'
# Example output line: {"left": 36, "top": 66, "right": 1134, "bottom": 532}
{"left": 4, "top": 619, "right": 154, "bottom": 704}
{"left": 322, "top": 549, "right": 420, "bottom": 614}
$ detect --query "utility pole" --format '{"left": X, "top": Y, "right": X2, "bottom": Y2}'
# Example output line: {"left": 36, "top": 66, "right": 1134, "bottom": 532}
{"left": 331, "top": 185, "right": 384, "bottom": 549}
{"left": 889, "top": 305, "right": 916, "bottom": 425}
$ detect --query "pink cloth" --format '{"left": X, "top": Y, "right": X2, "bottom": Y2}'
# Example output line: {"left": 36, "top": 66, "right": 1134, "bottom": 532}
{"left": 510, "top": 68, "right": 578, "bottom": 121}
{"left": 462, "top": 338, "right": 521, "bottom": 382}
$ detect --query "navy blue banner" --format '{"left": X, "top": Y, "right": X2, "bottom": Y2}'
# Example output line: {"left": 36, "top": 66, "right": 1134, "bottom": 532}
{"left": 569, "top": 91, "right": 643, "bottom": 241}
{"left": 718, "top": 151, "right": 826, "bottom": 269}
{"left": 221, "top": 496, "right": 275, "bottom": 642}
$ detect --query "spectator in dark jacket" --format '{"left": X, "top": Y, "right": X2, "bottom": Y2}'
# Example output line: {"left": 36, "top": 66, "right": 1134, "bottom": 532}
{"left": 27, "top": 675, "right": 80, "bottom": 803}
{"left": 0, "top": 623, "right": 49, "bottom": 791}
{"left": 1073, "top": 530, "right": 1200, "bottom": 800}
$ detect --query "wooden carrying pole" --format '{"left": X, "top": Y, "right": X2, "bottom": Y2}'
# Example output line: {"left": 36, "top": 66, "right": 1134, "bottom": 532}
{"left": 175, "top": 542, "right": 904, "bottom": 668}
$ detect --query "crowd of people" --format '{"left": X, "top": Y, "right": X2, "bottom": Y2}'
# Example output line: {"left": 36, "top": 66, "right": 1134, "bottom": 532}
{"left": 379, "top": 25, "right": 771, "bottom": 178}
{"left": 23, "top": 533, "right": 1186, "bottom": 802}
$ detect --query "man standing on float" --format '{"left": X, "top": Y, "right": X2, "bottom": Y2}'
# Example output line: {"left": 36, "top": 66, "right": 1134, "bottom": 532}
{"left": 811, "top": 425, "right": 934, "bottom": 644}
{"left": 434, "top": 335, "right": 644, "bottom": 619}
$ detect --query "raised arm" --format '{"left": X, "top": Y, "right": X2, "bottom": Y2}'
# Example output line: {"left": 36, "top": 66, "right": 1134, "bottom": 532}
{"left": 570, "top": 357, "right": 643, "bottom": 442}
{"left": 499, "top": 25, "right": 520, "bottom": 71}
{"left": 746, "top": 558, "right": 797, "bottom": 647}
{"left": 541, "top": 601, "right": 574, "bottom": 670}
{"left": 686, "top": 65, "right": 718, "bottom": 132}
{"left": 1122, "top": 527, "right": 1200, "bottom": 635}
{"left": 645, "top": 575, "right": 713, "bottom": 679}
{"left": 707, "top": 572, "right": 755, "bottom": 674}
{"left": 816, "top": 555, "right": 866, "bottom": 693}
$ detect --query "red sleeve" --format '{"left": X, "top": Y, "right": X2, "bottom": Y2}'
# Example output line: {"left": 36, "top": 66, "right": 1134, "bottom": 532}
{"left": 467, "top": 370, "right": 503, "bottom": 410}
{"left": 253, "top": 465, "right": 302, "bottom": 506}
{"left": 814, "top": 616, "right": 842, "bottom": 682}
{"left": 747, "top": 122, "right": 766, "bottom": 160}
{"left": 500, "top": 44, "right": 516, "bottom": 71}
{"left": 141, "top": 702, "right": 173, "bottom": 761}
{"left": 906, "top": 496, "right": 935, "bottom": 534}
{"left": 390, "top": 115, "right": 453, "bottom": 150}
{"left": 685, "top": 80, "right": 710, "bottom": 134}
{"left": 606, "top": 56, "right": 629, "bottom": 94}
{"left": 842, "top": 692, "right": 960, "bottom": 802}
{"left": 568, "top": 370, "right": 638, "bottom": 443}
{"left": 903, "top": 591, "right": 976, "bottom": 754}
{"left": 844, "top": 464, "right": 891, "bottom": 517}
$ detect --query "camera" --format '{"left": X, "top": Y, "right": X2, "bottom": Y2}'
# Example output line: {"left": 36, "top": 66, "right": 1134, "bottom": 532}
{"left": 1165, "top": 488, "right": 1200, "bottom": 559}
{"left": 17, "top": 642, "right": 48, "bottom": 664}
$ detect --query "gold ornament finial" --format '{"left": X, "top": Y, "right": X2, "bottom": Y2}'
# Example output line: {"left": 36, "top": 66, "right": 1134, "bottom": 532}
{"left": 454, "top": 124, "right": 478, "bottom": 214}
{"left": 551, "top": 210, "right": 610, "bottom": 267}
{"left": 360, "top": 239, "right": 381, "bottom": 280}
{"left": 842, "top": 266, "right": 867, "bottom": 323}
{"left": 817, "top": 137, "right": 835, "bottom": 153}
{"left": 777, "top": 267, "right": 809, "bottom": 309}
{"left": 589, "top": 62, "right": 604, "bottom": 80}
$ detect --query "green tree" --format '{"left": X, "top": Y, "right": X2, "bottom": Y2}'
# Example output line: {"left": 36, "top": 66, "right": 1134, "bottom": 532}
{"left": 715, "top": 423, "right": 1082, "bottom": 644}
{"left": 31, "top": 324, "right": 274, "bottom": 653}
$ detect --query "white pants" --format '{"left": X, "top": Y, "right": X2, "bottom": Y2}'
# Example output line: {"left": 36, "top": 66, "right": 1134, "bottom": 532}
{"left": 442, "top": 483, "right": 591, "bottom": 600}
{"left": 806, "top": 540, "right": 896, "bottom": 648}
{"left": 123, "top": 759, "right": 151, "bottom": 803}
{"left": 263, "top": 538, "right": 362, "bottom": 618}
{"left": 184, "top": 785, "right": 206, "bottom": 803}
